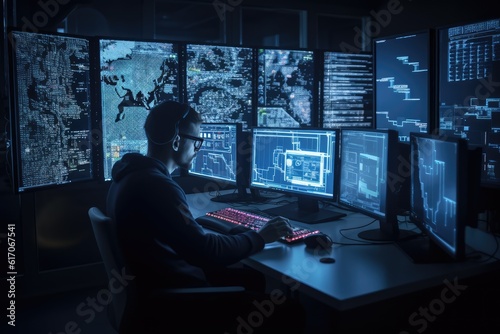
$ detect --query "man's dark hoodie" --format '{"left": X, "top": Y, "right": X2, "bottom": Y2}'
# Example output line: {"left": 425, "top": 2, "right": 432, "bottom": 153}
{"left": 106, "top": 153, "right": 265, "bottom": 290}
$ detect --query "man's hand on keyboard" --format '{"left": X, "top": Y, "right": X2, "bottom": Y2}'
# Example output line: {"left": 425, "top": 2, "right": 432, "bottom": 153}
{"left": 257, "top": 216, "right": 293, "bottom": 243}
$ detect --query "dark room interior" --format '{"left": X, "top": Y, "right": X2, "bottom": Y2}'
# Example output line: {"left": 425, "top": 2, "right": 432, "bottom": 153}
{"left": 2, "top": 0, "right": 500, "bottom": 333}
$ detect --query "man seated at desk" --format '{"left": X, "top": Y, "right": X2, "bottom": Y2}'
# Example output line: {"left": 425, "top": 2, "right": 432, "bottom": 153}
{"left": 107, "top": 100, "right": 305, "bottom": 333}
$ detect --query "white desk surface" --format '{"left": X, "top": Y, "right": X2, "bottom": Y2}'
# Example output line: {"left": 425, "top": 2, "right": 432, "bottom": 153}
{"left": 186, "top": 190, "right": 500, "bottom": 311}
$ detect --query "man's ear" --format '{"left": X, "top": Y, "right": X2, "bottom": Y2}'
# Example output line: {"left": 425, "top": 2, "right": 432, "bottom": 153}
{"left": 172, "top": 134, "right": 181, "bottom": 151}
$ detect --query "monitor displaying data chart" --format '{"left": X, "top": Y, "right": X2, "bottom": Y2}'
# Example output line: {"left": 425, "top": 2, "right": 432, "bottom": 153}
{"left": 257, "top": 48, "right": 316, "bottom": 127}
{"left": 321, "top": 51, "right": 373, "bottom": 128}
{"left": 189, "top": 122, "right": 253, "bottom": 203}
{"left": 338, "top": 129, "right": 410, "bottom": 240}
{"left": 437, "top": 18, "right": 500, "bottom": 187}
{"left": 8, "top": 30, "right": 95, "bottom": 192}
{"left": 189, "top": 123, "right": 240, "bottom": 184}
{"left": 185, "top": 43, "right": 254, "bottom": 130}
{"left": 99, "top": 38, "right": 181, "bottom": 181}
{"left": 374, "top": 30, "right": 433, "bottom": 142}
{"left": 404, "top": 132, "right": 480, "bottom": 262}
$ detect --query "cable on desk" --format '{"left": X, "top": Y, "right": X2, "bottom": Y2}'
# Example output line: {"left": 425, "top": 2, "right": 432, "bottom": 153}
{"left": 337, "top": 218, "right": 394, "bottom": 245}
{"left": 469, "top": 232, "right": 500, "bottom": 263}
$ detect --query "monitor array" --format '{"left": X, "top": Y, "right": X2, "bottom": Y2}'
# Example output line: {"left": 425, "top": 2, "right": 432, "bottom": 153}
{"left": 6, "top": 17, "right": 500, "bottom": 194}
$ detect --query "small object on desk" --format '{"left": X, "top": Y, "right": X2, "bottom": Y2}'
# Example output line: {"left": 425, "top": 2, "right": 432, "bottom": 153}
{"left": 319, "top": 257, "right": 336, "bottom": 263}
{"left": 304, "top": 233, "right": 333, "bottom": 250}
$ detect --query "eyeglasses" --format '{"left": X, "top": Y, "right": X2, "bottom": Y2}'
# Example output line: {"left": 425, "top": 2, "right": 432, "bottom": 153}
{"left": 178, "top": 133, "right": 204, "bottom": 151}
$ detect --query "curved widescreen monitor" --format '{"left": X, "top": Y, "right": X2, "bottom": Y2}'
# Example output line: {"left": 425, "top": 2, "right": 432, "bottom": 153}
{"left": 437, "top": 18, "right": 500, "bottom": 187}
{"left": 185, "top": 43, "right": 254, "bottom": 131}
{"left": 7, "top": 30, "right": 95, "bottom": 193}
{"left": 256, "top": 48, "right": 316, "bottom": 127}
{"left": 99, "top": 37, "right": 181, "bottom": 181}
{"left": 401, "top": 132, "right": 481, "bottom": 262}
{"left": 338, "top": 128, "right": 414, "bottom": 241}
{"left": 374, "top": 30, "right": 433, "bottom": 142}
{"left": 321, "top": 51, "right": 373, "bottom": 128}
{"left": 250, "top": 127, "right": 345, "bottom": 224}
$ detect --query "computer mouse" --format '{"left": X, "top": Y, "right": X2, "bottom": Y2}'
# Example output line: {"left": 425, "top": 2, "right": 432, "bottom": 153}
{"left": 304, "top": 233, "right": 333, "bottom": 250}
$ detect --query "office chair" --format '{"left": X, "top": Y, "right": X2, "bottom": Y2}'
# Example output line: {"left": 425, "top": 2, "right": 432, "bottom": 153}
{"left": 88, "top": 207, "right": 245, "bottom": 333}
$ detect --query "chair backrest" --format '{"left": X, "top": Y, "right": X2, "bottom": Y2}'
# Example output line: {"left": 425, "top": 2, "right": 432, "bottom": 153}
{"left": 88, "top": 206, "right": 133, "bottom": 332}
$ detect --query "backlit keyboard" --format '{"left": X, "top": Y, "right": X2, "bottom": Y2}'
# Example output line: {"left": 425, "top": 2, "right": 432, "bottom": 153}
{"left": 204, "top": 207, "right": 321, "bottom": 244}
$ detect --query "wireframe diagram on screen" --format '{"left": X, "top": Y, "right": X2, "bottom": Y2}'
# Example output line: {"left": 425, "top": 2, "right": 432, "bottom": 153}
{"left": 339, "top": 131, "right": 389, "bottom": 216}
{"left": 186, "top": 44, "right": 254, "bottom": 130}
{"left": 375, "top": 32, "right": 430, "bottom": 142}
{"left": 8, "top": 31, "right": 94, "bottom": 192}
{"left": 99, "top": 39, "right": 180, "bottom": 180}
{"left": 189, "top": 123, "right": 238, "bottom": 184}
{"left": 438, "top": 18, "right": 500, "bottom": 186}
{"left": 251, "top": 129, "right": 336, "bottom": 198}
{"left": 257, "top": 49, "right": 315, "bottom": 127}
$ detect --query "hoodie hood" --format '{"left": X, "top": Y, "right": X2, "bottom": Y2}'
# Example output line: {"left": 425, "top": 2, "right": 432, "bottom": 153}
{"left": 111, "top": 153, "right": 168, "bottom": 182}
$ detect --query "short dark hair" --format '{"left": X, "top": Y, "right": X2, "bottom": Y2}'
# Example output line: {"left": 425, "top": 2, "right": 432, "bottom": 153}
{"left": 144, "top": 100, "right": 202, "bottom": 145}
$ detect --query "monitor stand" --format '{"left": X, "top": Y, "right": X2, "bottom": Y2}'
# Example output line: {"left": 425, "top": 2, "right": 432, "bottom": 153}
{"left": 210, "top": 187, "right": 266, "bottom": 203}
{"left": 357, "top": 216, "right": 418, "bottom": 242}
{"left": 262, "top": 197, "right": 346, "bottom": 224}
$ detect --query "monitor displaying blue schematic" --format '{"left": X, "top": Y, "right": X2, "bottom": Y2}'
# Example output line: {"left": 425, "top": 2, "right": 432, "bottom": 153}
{"left": 257, "top": 48, "right": 315, "bottom": 127}
{"left": 339, "top": 130, "right": 391, "bottom": 218}
{"left": 189, "top": 123, "right": 239, "bottom": 184}
{"left": 185, "top": 44, "right": 254, "bottom": 130}
{"left": 251, "top": 128, "right": 337, "bottom": 199}
{"left": 322, "top": 51, "right": 373, "bottom": 128}
{"left": 99, "top": 38, "right": 180, "bottom": 181}
{"left": 8, "top": 30, "right": 94, "bottom": 192}
{"left": 437, "top": 18, "right": 500, "bottom": 186}
{"left": 375, "top": 31, "right": 432, "bottom": 142}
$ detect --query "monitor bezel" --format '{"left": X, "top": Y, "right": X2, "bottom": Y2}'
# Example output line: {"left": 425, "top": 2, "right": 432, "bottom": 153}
{"left": 409, "top": 132, "right": 469, "bottom": 261}
{"left": 373, "top": 29, "right": 436, "bottom": 143}
{"left": 249, "top": 126, "right": 340, "bottom": 203}
{"left": 7, "top": 28, "right": 98, "bottom": 193}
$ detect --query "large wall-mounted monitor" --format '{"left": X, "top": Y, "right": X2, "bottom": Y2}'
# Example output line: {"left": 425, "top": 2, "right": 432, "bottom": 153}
{"left": 257, "top": 48, "right": 316, "bottom": 127}
{"left": 185, "top": 43, "right": 254, "bottom": 130}
{"left": 99, "top": 37, "right": 180, "bottom": 181}
{"left": 7, "top": 30, "right": 95, "bottom": 193}
{"left": 374, "top": 30, "right": 434, "bottom": 142}
{"left": 400, "top": 132, "right": 481, "bottom": 262}
{"left": 437, "top": 18, "right": 500, "bottom": 187}
{"left": 189, "top": 122, "right": 252, "bottom": 202}
{"left": 321, "top": 51, "right": 373, "bottom": 128}
{"left": 338, "top": 129, "right": 415, "bottom": 241}
{"left": 250, "top": 127, "right": 345, "bottom": 224}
